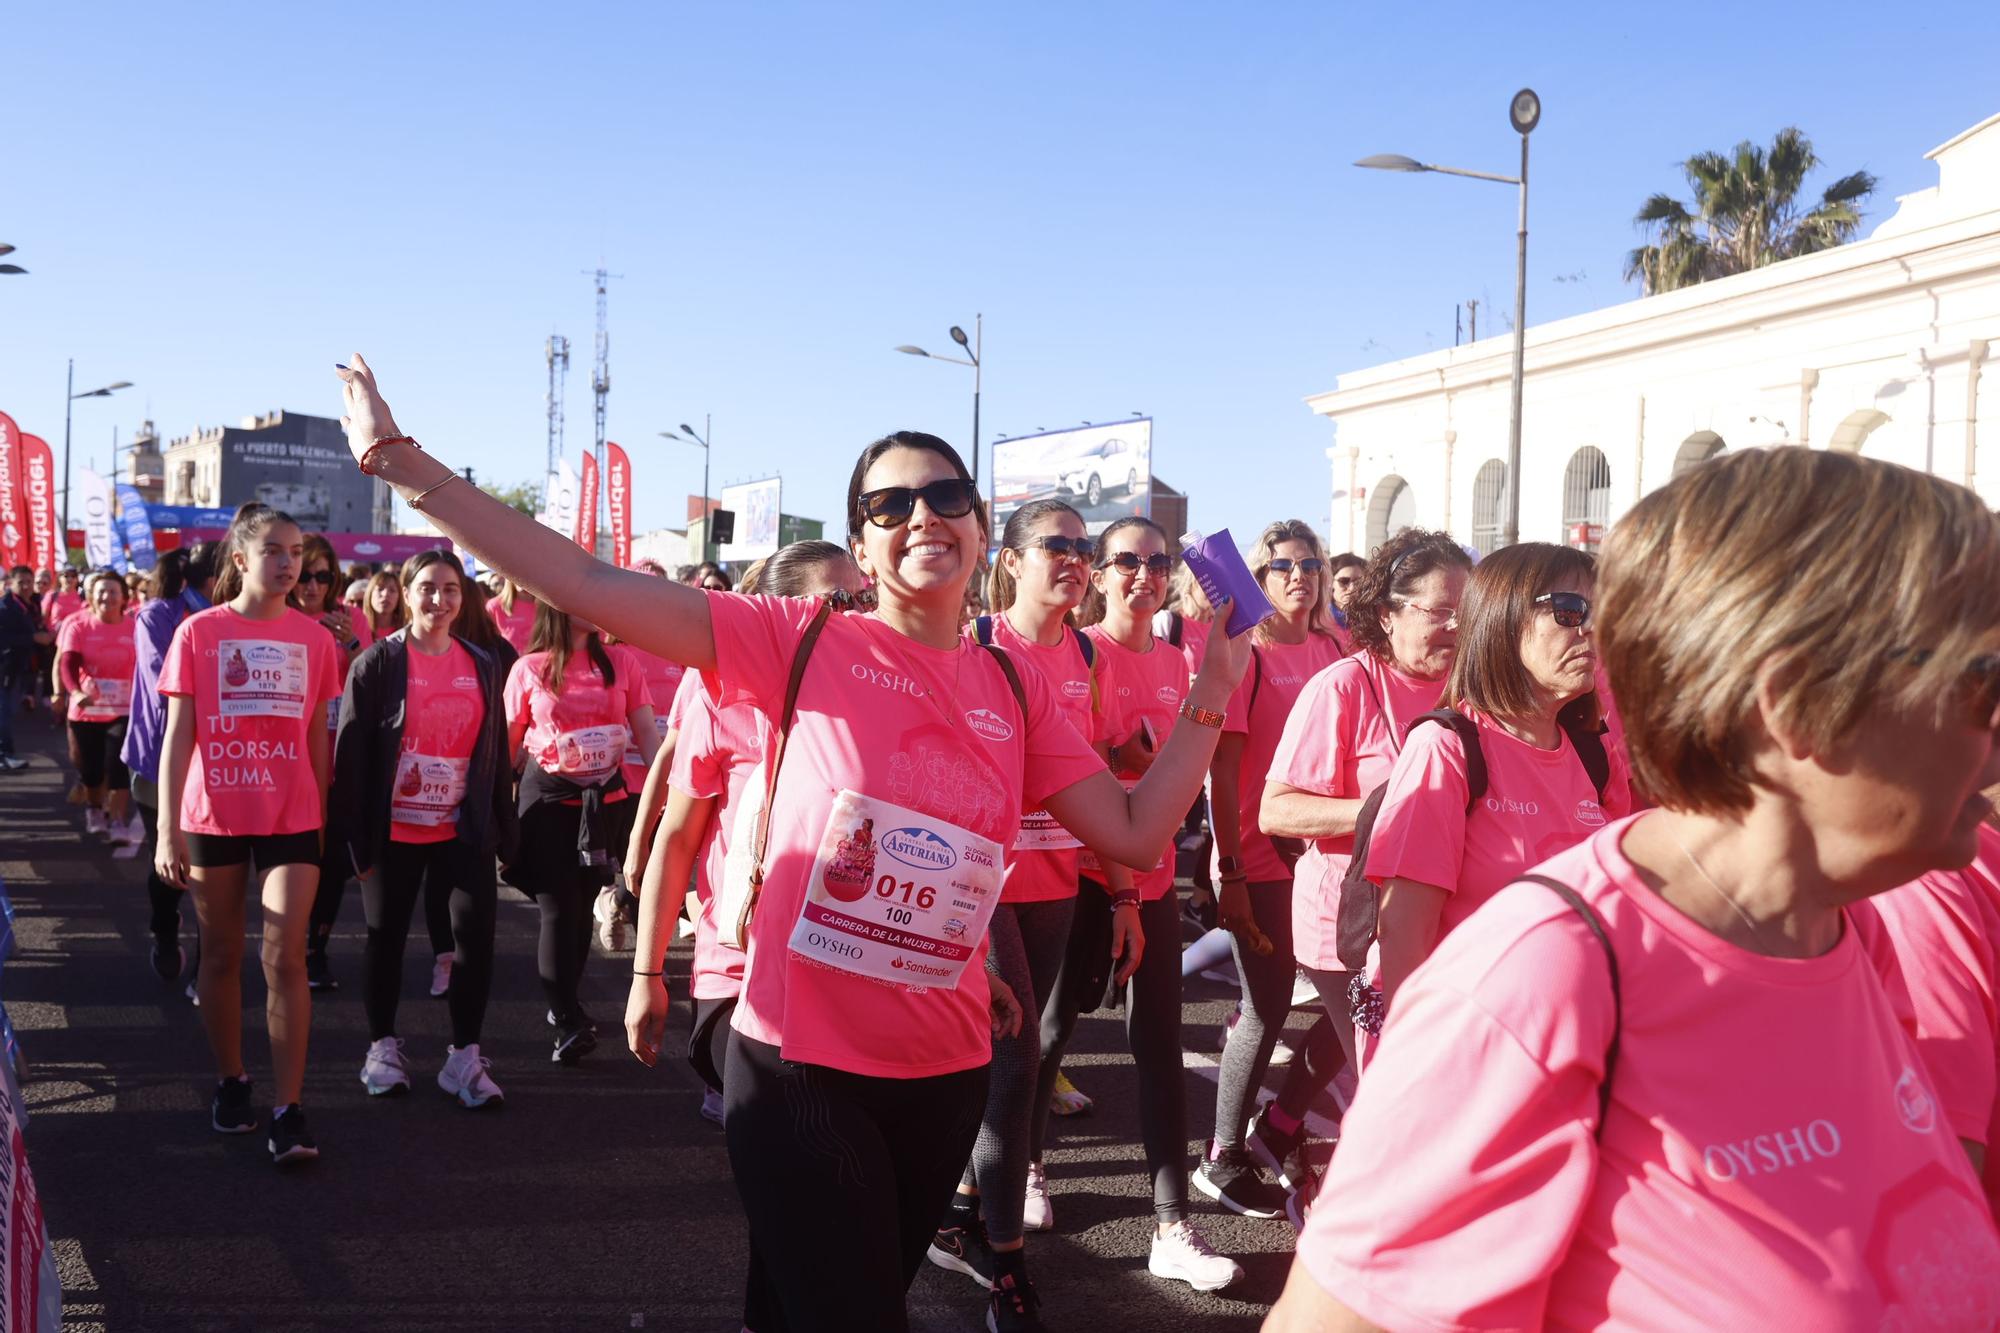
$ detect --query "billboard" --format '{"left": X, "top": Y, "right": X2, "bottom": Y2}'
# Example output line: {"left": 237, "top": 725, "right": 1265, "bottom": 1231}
{"left": 719, "top": 476, "right": 781, "bottom": 562}
{"left": 992, "top": 419, "right": 1152, "bottom": 536}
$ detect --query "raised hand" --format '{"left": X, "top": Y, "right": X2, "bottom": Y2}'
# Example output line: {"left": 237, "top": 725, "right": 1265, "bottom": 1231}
{"left": 334, "top": 354, "right": 404, "bottom": 466}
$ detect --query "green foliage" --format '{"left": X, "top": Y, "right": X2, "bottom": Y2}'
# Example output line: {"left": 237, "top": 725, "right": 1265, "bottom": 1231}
{"left": 483, "top": 480, "right": 542, "bottom": 517}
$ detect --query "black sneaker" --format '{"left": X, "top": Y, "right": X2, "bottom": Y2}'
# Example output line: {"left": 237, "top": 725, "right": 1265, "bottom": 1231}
{"left": 987, "top": 1271, "right": 1046, "bottom": 1333}
{"left": 1246, "top": 1101, "right": 1307, "bottom": 1191}
{"left": 306, "top": 951, "right": 338, "bottom": 992}
{"left": 551, "top": 1024, "right": 597, "bottom": 1065}
{"left": 1193, "top": 1141, "right": 1287, "bottom": 1219}
{"left": 150, "top": 940, "right": 185, "bottom": 983}
{"left": 211, "top": 1076, "right": 257, "bottom": 1134}
{"left": 927, "top": 1216, "right": 996, "bottom": 1290}
{"left": 268, "top": 1105, "right": 319, "bottom": 1164}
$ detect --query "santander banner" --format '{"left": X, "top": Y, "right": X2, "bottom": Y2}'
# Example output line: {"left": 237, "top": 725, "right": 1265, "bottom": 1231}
{"left": 577, "top": 451, "right": 599, "bottom": 553}
{"left": 0, "top": 411, "right": 23, "bottom": 568}
{"left": 22, "top": 436, "right": 56, "bottom": 572}
{"left": 606, "top": 442, "right": 632, "bottom": 568}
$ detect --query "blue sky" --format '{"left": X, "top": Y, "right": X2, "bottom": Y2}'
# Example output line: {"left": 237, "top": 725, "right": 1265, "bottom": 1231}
{"left": 4, "top": 1, "right": 1997, "bottom": 547}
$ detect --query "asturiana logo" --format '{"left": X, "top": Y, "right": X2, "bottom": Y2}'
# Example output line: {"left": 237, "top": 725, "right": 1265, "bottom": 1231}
{"left": 1061, "top": 680, "right": 1090, "bottom": 699}
{"left": 246, "top": 644, "right": 289, "bottom": 666}
{"left": 1155, "top": 685, "right": 1180, "bottom": 705}
{"left": 882, "top": 827, "right": 957, "bottom": 871}
{"left": 1575, "top": 799, "right": 1606, "bottom": 827}
{"left": 964, "top": 707, "right": 1015, "bottom": 742}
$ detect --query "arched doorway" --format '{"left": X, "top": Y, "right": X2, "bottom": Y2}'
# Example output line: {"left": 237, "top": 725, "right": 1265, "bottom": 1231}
{"left": 1471, "top": 459, "right": 1508, "bottom": 556}
{"left": 1828, "top": 409, "right": 1890, "bottom": 454}
{"left": 1366, "top": 475, "right": 1415, "bottom": 551}
{"left": 1673, "top": 431, "right": 1726, "bottom": 476}
{"left": 1562, "top": 447, "right": 1611, "bottom": 550}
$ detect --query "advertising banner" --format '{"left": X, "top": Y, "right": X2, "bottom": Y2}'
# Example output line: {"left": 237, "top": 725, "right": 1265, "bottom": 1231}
{"left": 20, "top": 437, "right": 55, "bottom": 573}
{"left": 0, "top": 412, "right": 22, "bottom": 568}
{"left": 144, "top": 505, "right": 237, "bottom": 529}
{"left": 541, "top": 458, "right": 579, "bottom": 545}
{"left": 115, "top": 484, "right": 158, "bottom": 572}
{"left": 718, "top": 476, "right": 781, "bottom": 563}
{"left": 992, "top": 419, "right": 1152, "bottom": 536}
{"left": 577, "top": 452, "right": 599, "bottom": 553}
{"left": 606, "top": 443, "right": 632, "bottom": 569}
{"left": 77, "top": 469, "right": 121, "bottom": 571}
{"left": 182, "top": 530, "right": 452, "bottom": 564}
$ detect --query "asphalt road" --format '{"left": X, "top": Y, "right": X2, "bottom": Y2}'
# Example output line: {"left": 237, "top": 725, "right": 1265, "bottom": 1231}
{"left": 2, "top": 716, "right": 1331, "bottom": 1332}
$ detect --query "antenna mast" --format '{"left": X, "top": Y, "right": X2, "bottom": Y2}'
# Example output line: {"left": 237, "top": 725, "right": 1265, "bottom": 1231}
{"left": 544, "top": 333, "right": 570, "bottom": 479}
{"left": 585, "top": 265, "right": 623, "bottom": 541}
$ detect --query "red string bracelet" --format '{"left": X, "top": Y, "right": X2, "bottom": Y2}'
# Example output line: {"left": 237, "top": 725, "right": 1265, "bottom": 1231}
{"left": 359, "top": 434, "right": 421, "bottom": 475}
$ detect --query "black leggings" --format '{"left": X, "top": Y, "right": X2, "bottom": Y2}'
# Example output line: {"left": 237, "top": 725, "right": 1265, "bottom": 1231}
{"left": 726, "top": 1035, "right": 986, "bottom": 1333}
{"left": 516, "top": 798, "right": 631, "bottom": 1023}
{"left": 68, "top": 718, "right": 129, "bottom": 790}
{"left": 1032, "top": 891, "right": 1191, "bottom": 1224}
{"left": 363, "top": 839, "right": 498, "bottom": 1048}
{"left": 689, "top": 996, "right": 736, "bottom": 1093}
{"left": 135, "top": 783, "right": 196, "bottom": 968}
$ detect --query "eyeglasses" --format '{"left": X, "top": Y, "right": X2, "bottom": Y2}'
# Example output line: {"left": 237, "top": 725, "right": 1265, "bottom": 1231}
{"left": 1534, "top": 591, "right": 1593, "bottom": 629}
{"left": 301, "top": 571, "right": 337, "bottom": 586}
{"left": 1027, "top": 535, "right": 1096, "bottom": 563}
{"left": 1332, "top": 575, "right": 1359, "bottom": 589}
{"left": 857, "top": 478, "right": 980, "bottom": 528}
{"left": 1268, "top": 557, "right": 1326, "bottom": 576}
{"left": 1890, "top": 649, "right": 2000, "bottom": 729}
{"left": 1395, "top": 601, "right": 1458, "bottom": 626}
{"left": 1099, "top": 551, "right": 1174, "bottom": 576}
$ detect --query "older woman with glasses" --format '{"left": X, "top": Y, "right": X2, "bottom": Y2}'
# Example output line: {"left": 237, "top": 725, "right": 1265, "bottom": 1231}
{"left": 1266, "top": 448, "right": 2000, "bottom": 1331}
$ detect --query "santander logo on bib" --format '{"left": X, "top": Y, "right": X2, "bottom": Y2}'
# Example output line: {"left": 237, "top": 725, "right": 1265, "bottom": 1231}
{"left": 964, "top": 707, "right": 1015, "bottom": 742}
{"left": 882, "top": 827, "right": 957, "bottom": 871}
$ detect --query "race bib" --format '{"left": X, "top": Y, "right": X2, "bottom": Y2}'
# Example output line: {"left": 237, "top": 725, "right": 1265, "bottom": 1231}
{"left": 553, "top": 724, "right": 625, "bottom": 783}
{"left": 622, "top": 715, "right": 671, "bottom": 769}
{"left": 78, "top": 677, "right": 130, "bottom": 719}
{"left": 1013, "top": 807, "right": 1081, "bottom": 851}
{"left": 218, "top": 639, "right": 309, "bottom": 719}
{"left": 391, "top": 750, "right": 469, "bottom": 826}
{"left": 788, "top": 789, "right": 1004, "bottom": 989}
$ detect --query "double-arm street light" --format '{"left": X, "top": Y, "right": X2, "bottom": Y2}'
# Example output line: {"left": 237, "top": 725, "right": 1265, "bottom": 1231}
{"left": 1358, "top": 88, "right": 1540, "bottom": 547}
{"left": 0, "top": 243, "right": 25, "bottom": 276}
{"left": 63, "top": 360, "right": 134, "bottom": 536}
{"left": 660, "top": 416, "right": 712, "bottom": 561}
{"left": 894, "top": 314, "right": 982, "bottom": 483}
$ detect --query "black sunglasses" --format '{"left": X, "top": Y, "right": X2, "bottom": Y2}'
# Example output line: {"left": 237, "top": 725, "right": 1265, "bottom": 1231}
{"left": 1534, "top": 590, "right": 1593, "bottom": 629}
{"left": 1027, "top": 535, "right": 1096, "bottom": 563}
{"left": 1269, "top": 557, "right": 1326, "bottom": 576}
{"left": 301, "top": 571, "right": 337, "bottom": 586}
{"left": 1099, "top": 551, "right": 1173, "bottom": 576}
{"left": 857, "top": 478, "right": 980, "bottom": 528}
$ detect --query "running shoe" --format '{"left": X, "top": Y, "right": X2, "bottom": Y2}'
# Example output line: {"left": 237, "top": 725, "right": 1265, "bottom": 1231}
{"left": 360, "top": 1036, "right": 410, "bottom": 1096}
{"left": 0, "top": 755, "right": 27, "bottom": 773}
{"left": 699, "top": 1087, "right": 725, "bottom": 1127}
{"left": 1269, "top": 1035, "right": 1298, "bottom": 1067}
{"left": 306, "top": 950, "right": 339, "bottom": 992}
{"left": 1048, "top": 1070, "right": 1092, "bottom": 1118}
{"left": 1193, "top": 1141, "right": 1287, "bottom": 1219}
{"left": 186, "top": 979, "right": 201, "bottom": 1007}
{"left": 429, "top": 952, "right": 453, "bottom": 998}
{"left": 1023, "top": 1160, "right": 1054, "bottom": 1232}
{"left": 1246, "top": 1101, "right": 1307, "bottom": 1191}
{"left": 268, "top": 1105, "right": 319, "bottom": 1165}
{"left": 149, "top": 940, "right": 185, "bottom": 983}
{"left": 84, "top": 807, "right": 107, "bottom": 836}
{"left": 986, "top": 1271, "right": 1046, "bottom": 1333}
{"left": 1284, "top": 1164, "right": 1323, "bottom": 1235}
{"left": 1147, "top": 1220, "right": 1244, "bottom": 1292}
{"left": 927, "top": 1215, "right": 997, "bottom": 1289}
{"left": 438, "top": 1043, "right": 504, "bottom": 1108}
{"left": 593, "top": 886, "right": 629, "bottom": 952}
{"left": 551, "top": 1023, "right": 597, "bottom": 1065}
{"left": 108, "top": 812, "right": 143, "bottom": 847}
{"left": 1292, "top": 969, "right": 1319, "bottom": 1008}
{"left": 110, "top": 839, "right": 142, "bottom": 861}
{"left": 211, "top": 1075, "right": 257, "bottom": 1134}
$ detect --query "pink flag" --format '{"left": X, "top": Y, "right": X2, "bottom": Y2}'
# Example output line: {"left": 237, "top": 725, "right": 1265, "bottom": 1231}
{"left": 577, "top": 451, "right": 599, "bottom": 553}
{"left": 21, "top": 435, "right": 56, "bottom": 573}
{"left": 606, "top": 442, "right": 632, "bottom": 569}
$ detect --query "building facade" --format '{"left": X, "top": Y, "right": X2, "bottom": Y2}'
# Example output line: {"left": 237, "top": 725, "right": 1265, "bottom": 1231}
{"left": 163, "top": 410, "right": 391, "bottom": 533}
{"left": 1309, "top": 111, "right": 2000, "bottom": 555}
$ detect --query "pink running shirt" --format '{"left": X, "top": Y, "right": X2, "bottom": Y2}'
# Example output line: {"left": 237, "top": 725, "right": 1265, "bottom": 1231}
{"left": 158, "top": 605, "right": 343, "bottom": 837}
{"left": 505, "top": 644, "right": 646, "bottom": 792}
{"left": 705, "top": 593, "right": 1104, "bottom": 1077}
{"left": 486, "top": 594, "right": 536, "bottom": 655}
{"left": 1213, "top": 633, "right": 1347, "bottom": 885}
{"left": 41, "top": 590, "right": 82, "bottom": 625}
{"left": 669, "top": 668, "right": 765, "bottom": 1001}
{"left": 620, "top": 646, "right": 687, "bottom": 791}
{"left": 1266, "top": 652, "right": 1445, "bottom": 971}
{"left": 390, "top": 639, "right": 485, "bottom": 845}
{"left": 1300, "top": 817, "right": 2000, "bottom": 1331}
{"left": 58, "top": 614, "right": 137, "bottom": 721}
{"left": 1080, "top": 625, "right": 1187, "bottom": 901}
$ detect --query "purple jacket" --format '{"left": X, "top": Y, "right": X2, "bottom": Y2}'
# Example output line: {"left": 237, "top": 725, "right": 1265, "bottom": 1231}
{"left": 121, "top": 587, "right": 208, "bottom": 784}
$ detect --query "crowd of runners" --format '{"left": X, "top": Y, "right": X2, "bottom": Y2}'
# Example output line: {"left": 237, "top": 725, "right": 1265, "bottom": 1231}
{"left": 2, "top": 350, "right": 1998, "bottom": 1330}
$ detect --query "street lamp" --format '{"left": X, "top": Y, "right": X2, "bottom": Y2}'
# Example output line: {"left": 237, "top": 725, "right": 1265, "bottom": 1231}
{"left": 660, "top": 415, "right": 712, "bottom": 561}
{"left": 1358, "top": 88, "right": 1540, "bottom": 548}
{"left": 894, "top": 312, "right": 982, "bottom": 484}
{"left": 62, "top": 361, "right": 134, "bottom": 539}
{"left": 0, "top": 242, "right": 22, "bottom": 276}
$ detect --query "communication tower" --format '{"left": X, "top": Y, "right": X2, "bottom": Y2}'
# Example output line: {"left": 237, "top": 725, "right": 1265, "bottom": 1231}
{"left": 585, "top": 266, "right": 622, "bottom": 538}
{"left": 544, "top": 334, "right": 570, "bottom": 478}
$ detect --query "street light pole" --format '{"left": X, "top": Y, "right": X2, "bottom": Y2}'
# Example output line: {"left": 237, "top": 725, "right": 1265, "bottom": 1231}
{"left": 662, "top": 417, "right": 713, "bottom": 561}
{"left": 896, "top": 315, "right": 982, "bottom": 484}
{"left": 61, "top": 361, "right": 134, "bottom": 543}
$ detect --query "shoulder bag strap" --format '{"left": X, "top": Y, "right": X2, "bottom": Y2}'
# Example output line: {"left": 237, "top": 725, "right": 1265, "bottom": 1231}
{"left": 1516, "top": 872, "right": 1622, "bottom": 1139}
{"left": 1357, "top": 656, "right": 1399, "bottom": 758}
{"left": 745, "top": 597, "right": 838, "bottom": 903}
{"left": 981, "top": 643, "right": 1029, "bottom": 718}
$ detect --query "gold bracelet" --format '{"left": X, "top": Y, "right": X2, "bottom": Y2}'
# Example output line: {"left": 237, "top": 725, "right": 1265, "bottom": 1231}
{"left": 406, "top": 473, "right": 459, "bottom": 512}
{"left": 1179, "top": 700, "right": 1226, "bottom": 729}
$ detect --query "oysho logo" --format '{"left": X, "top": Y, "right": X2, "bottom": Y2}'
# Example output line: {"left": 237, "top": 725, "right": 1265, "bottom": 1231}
{"left": 1483, "top": 797, "right": 1542, "bottom": 816}
{"left": 1155, "top": 685, "right": 1180, "bottom": 705}
{"left": 1895, "top": 1067, "right": 1937, "bottom": 1134}
{"left": 1575, "top": 799, "right": 1606, "bottom": 827}
{"left": 882, "top": 827, "right": 957, "bottom": 870}
{"left": 1701, "top": 1119, "right": 1843, "bottom": 1180}
{"left": 964, "top": 707, "right": 1015, "bottom": 742}
{"left": 849, "top": 663, "right": 924, "bottom": 697}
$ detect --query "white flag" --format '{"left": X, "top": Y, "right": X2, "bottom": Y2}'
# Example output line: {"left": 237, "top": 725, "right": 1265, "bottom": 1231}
{"left": 78, "top": 468, "right": 120, "bottom": 569}
{"left": 542, "top": 459, "right": 579, "bottom": 544}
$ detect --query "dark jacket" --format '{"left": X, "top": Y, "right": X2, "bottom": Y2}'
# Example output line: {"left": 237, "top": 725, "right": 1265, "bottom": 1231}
{"left": 331, "top": 629, "right": 518, "bottom": 878}
{"left": 0, "top": 592, "right": 42, "bottom": 687}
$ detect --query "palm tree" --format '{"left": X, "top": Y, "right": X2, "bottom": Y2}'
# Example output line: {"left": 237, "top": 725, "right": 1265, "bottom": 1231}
{"left": 1625, "top": 128, "right": 1877, "bottom": 295}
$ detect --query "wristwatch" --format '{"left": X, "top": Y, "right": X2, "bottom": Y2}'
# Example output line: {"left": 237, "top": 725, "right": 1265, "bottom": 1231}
{"left": 1217, "top": 854, "right": 1245, "bottom": 877}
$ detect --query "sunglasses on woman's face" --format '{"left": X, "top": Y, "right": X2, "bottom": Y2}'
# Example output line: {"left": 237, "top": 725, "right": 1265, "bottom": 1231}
{"left": 1029, "top": 535, "right": 1095, "bottom": 563}
{"left": 1534, "top": 590, "right": 1593, "bottom": 629}
{"left": 857, "top": 478, "right": 980, "bottom": 529}
{"left": 301, "top": 571, "right": 337, "bottom": 586}
{"left": 1269, "top": 557, "right": 1325, "bottom": 576}
{"left": 1099, "top": 551, "right": 1173, "bottom": 576}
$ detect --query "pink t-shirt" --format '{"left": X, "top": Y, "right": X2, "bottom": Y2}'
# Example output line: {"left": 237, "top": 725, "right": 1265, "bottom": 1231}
{"left": 1864, "top": 823, "right": 2000, "bottom": 1218}
{"left": 1266, "top": 652, "right": 1445, "bottom": 971}
{"left": 1080, "top": 625, "right": 1186, "bottom": 901}
{"left": 669, "top": 669, "right": 766, "bottom": 1001}
{"left": 42, "top": 590, "right": 82, "bottom": 625}
{"left": 57, "top": 613, "right": 137, "bottom": 721}
{"left": 390, "top": 640, "right": 485, "bottom": 845}
{"left": 158, "top": 605, "right": 342, "bottom": 837}
{"left": 1213, "top": 633, "right": 1347, "bottom": 885}
{"left": 970, "top": 616, "right": 1098, "bottom": 904}
{"left": 1364, "top": 706, "right": 1631, "bottom": 939}
{"left": 1301, "top": 817, "right": 2000, "bottom": 1331}
{"left": 706, "top": 592, "right": 1103, "bottom": 1077}
{"left": 665, "top": 667, "right": 701, "bottom": 731}
{"left": 486, "top": 595, "right": 536, "bottom": 654}
{"left": 504, "top": 643, "right": 645, "bottom": 793}
{"left": 620, "top": 646, "right": 685, "bottom": 791}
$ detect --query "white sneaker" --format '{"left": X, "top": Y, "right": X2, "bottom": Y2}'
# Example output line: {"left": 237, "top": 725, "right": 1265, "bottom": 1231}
{"left": 107, "top": 811, "right": 141, "bottom": 846}
{"left": 360, "top": 1036, "right": 410, "bottom": 1096}
{"left": 1148, "top": 1220, "right": 1243, "bottom": 1292}
{"left": 593, "top": 886, "right": 629, "bottom": 952}
{"left": 111, "top": 840, "right": 143, "bottom": 860}
{"left": 429, "top": 952, "right": 454, "bottom": 998}
{"left": 84, "top": 807, "right": 107, "bottom": 836}
{"left": 438, "top": 1043, "right": 504, "bottom": 1108}
{"left": 1269, "top": 1036, "right": 1298, "bottom": 1067}
{"left": 1291, "top": 970, "right": 1318, "bottom": 1008}
{"left": 1023, "top": 1160, "right": 1054, "bottom": 1232}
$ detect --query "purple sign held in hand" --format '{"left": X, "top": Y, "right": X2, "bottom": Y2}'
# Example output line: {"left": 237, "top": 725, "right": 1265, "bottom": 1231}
{"left": 1181, "top": 529, "right": 1274, "bottom": 638}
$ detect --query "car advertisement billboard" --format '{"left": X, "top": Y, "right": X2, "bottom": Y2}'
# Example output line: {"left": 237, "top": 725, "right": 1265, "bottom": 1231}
{"left": 992, "top": 419, "right": 1151, "bottom": 535}
{"left": 719, "top": 476, "right": 782, "bottom": 562}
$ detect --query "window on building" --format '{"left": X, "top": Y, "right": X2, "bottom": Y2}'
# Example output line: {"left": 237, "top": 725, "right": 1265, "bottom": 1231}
{"left": 1673, "top": 432, "right": 1726, "bottom": 476}
{"left": 1562, "top": 447, "right": 1611, "bottom": 551}
{"left": 1471, "top": 460, "right": 1509, "bottom": 556}
{"left": 1366, "top": 474, "right": 1416, "bottom": 551}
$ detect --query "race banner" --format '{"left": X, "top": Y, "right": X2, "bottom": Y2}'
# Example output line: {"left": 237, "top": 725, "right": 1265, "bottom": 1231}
{"left": 540, "top": 458, "right": 579, "bottom": 544}
{"left": 577, "top": 451, "right": 600, "bottom": 554}
{"left": 115, "top": 483, "right": 158, "bottom": 572}
{"left": 606, "top": 442, "right": 632, "bottom": 569}
{"left": 20, "top": 438, "right": 55, "bottom": 574}
{"left": 0, "top": 412, "right": 23, "bottom": 569}
{"left": 77, "top": 468, "right": 121, "bottom": 571}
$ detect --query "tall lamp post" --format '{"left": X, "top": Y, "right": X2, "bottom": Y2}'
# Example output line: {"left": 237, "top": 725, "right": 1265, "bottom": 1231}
{"left": 0, "top": 242, "right": 25, "bottom": 276}
{"left": 660, "top": 416, "right": 712, "bottom": 561}
{"left": 894, "top": 313, "right": 982, "bottom": 484}
{"left": 63, "top": 361, "right": 134, "bottom": 538}
{"left": 1358, "top": 88, "right": 1540, "bottom": 547}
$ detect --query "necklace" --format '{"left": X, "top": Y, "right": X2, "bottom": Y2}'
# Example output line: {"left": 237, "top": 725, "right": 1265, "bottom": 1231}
{"left": 1662, "top": 817, "right": 1764, "bottom": 939}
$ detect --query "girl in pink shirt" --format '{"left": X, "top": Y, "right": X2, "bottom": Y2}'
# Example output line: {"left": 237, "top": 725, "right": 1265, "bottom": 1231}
{"left": 485, "top": 577, "right": 537, "bottom": 654}
{"left": 291, "top": 532, "right": 367, "bottom": 991}
{"left": 336, "top": 354, "right": 1251, "bottom": 1333}
{"left": 155, "top": 505, "right": 342, "bottom": 1165}
{"left": 1201, "top": 519, "right": 1350, "bottom": 1221}
{"left": 58, "top": 570, "right": 140, "bottom": 845}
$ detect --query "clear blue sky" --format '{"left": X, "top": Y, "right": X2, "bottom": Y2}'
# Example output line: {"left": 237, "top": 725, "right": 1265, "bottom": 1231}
{"left": 4, "top": 1, "right": 1997, "bottom": 547}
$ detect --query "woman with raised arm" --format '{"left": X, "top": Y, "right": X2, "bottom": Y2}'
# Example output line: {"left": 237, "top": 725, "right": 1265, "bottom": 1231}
{"left": 335, "top": 355, "right": 1249, "bottom": 1333}
{"left": 291, "top": 532, "right": 365, "bottom": 991}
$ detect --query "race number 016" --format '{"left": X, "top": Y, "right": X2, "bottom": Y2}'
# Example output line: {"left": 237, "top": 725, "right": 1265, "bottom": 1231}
{"left": 874, "top": 873, "right": 937, "bottom": 926}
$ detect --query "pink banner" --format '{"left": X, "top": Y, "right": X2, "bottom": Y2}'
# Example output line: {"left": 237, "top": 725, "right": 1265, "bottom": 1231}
{"left": 0, "top": 412, "right": 22, "bottom": 569}
{"left": 577, "top": 451, "right": 599, "bottom": 553}
{"left": 606, "top": 442, "right": 631, "bottom": 569}
{"left": 20, "top": 436, "right": 55, "bottom": 573}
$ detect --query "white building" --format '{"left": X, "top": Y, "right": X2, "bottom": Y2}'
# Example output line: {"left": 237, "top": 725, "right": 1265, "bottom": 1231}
{"left": 1309, "top": 111, "right": 2000, "bottom": 556}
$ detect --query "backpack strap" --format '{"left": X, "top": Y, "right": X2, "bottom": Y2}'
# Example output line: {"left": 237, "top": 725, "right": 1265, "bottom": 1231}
{"left": 1246, "top": 645, "right": 1263, "bottom": 716}
{"left": 1515, "top": 873, "right": 1622, "bottom": 1139}
{"left": 1559, "top": 714, "right": 1612, "bottom": 802}
{"left": 745, "top": 596, "right": 838, "bottom": 912}
{"left": 1068, "top": 624, "right": 1095, "bottom": 667}
{"left": 1411, "top": 708, "right": 1488, "bottom": 808}
{"left": 981, "top": 644, "right": 1029, "bottom": 718}
{"left": 1355, "top": 658, "right": 1400, "bottom": 759}
{"left": 973, "top": 614, "right": 995, "bottom": 647}
{"left": 1165, "top": 610, "right": 1183, "bottom": 649}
